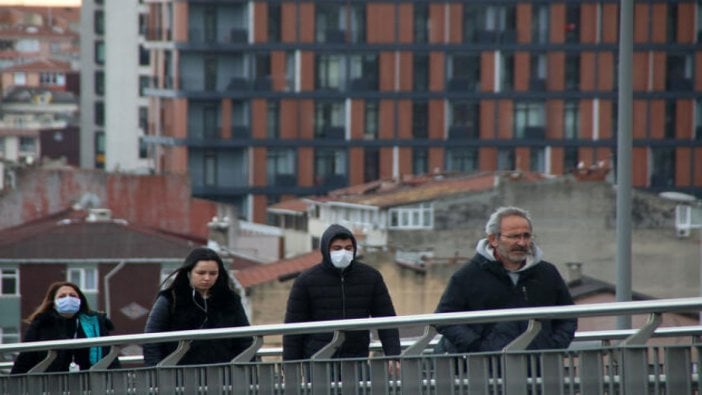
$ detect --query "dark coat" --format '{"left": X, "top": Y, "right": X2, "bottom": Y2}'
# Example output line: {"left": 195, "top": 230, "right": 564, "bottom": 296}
{"left": 283, "top": 224, "right": 401, "bottom": 360}
{"left": 11, "top": 310, "right": 116, "bottom": 374}
{"left": 143, "top": 287, "right": 253, "bottom": 366}
{"left": 435, "top": 247, "right": 577, "bottom": 353}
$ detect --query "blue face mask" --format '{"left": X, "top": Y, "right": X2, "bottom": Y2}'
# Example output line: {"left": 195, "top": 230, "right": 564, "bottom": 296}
{"left": 54, "top": 296, "right": 81, "bottom": 315}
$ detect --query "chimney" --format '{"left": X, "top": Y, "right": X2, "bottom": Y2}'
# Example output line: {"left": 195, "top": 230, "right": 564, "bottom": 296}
{"left": 566, "top": 262, "right": 583, "bottom": 283}
{"left": 207, "top": 216, "right": 230, "bottom": 250}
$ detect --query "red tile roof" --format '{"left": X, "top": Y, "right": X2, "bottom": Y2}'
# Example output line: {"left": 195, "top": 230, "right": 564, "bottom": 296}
{"left": 2, "top": 58, "right": 72, "bottom": 73}
{"left": 235, "top": 250, "right": 321, "bottom": 288}
{"left": 268, "top": 198, "right": 310, "bottom": 214}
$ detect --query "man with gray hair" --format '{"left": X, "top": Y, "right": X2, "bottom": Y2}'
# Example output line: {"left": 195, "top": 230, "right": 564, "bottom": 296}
{"left": 434, "top": 206, "right": 576, "bottom": 353}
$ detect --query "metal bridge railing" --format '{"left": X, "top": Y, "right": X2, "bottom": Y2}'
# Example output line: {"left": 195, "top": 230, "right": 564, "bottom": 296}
{"left": 1, "top": 298, "right": 702, "bottom": 394}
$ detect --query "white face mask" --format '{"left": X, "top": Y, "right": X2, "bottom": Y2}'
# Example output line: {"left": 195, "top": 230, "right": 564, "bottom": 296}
{"left": 330, "top": 250, "right": 354, "bottom": 269}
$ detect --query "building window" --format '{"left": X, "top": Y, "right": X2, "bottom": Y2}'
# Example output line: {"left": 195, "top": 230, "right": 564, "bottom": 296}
{"left": 267, "top": 148, "right": 296, "bottom": 187}
{"left": 40, "top": 72, "right": 65, "bottom": 86}
{"left": 139, "top": 106, "right": 148, "bottom": 131}
{"left": 1, "top": 327, "right": 19, "bottom": 344}
{"left": 649, "top": 148, "right": 675, "bottom": 188}
{"left": 139, "top": 76, "right": 150, "bottom": 96}
{"left": 364, "top": 148, "right": 380, "bottom": 182}
{"left": 315, "top": 101, "right": 345, "bottom": 139}
{"left": 13, "top": 72, "right": 26, "bottom": 86}
{"left": 139, "top": 136, "right": 148, "bottom": 159}
{"left": 414, "top": 3, "right": 429, "bottom": 43}
{"left": 514, "top": 101, "right": 545, "bottom": 139}
{"left": 498, "top": 51, "right": 514, "bottom": 91}
{"left": 19, "top": 137, "right": 36, "bottom": 154}
{"left": 564, "top": 100, "right": 579, "bottom": 139}
{"left": 448, "top": 100, "right": 479, "bottom": 139}
{"left": 530, "top": 53, "right": 547, "bottom": 90}
{"left": 68, "top": 268, "right": 98, "bottom": 292}
{"left": 565, "top": 3, "right": 580, "bottom": 43}
{"left": 666, "top": 53, "right": 693, "bottom": 91}
{"left": 364, "top": 100, "right": 378, "bottom": 140}
{"left": 464, "top": 4, "right": 516, "bottom": 43}
{"left": 414, "top": 53, "right": 429, "bottom": 92}
{"left": 94, "top": 101, "right": 104, "bottom": 126}
{"left": 267, "top": 101, "right": 279, "bottom": 139}
{"left": 667, "top": 3, "right": 678, "bottom": 43}
{"left": 139, "top": 45, "right": 150, "bottom": 66}
{"left": 565, "top": 54, "right": 580, "bottom": 90}
{"left": 530, "top": 147, "right": 546, "bottom": 172}
{"left": 664, "top": 100, "right": 676, "bottom": 139}
{"left": 695, "top": 99, "right": 702, "bottom": 140}
{"left": 314, "top": 148, "right": 347, "bottom": 188}
{"left": 447, "top": 53, "right": 480, "bottom": 92}
{"left": 412, "top": 101, "right": 429, "bottom": 138}
{"left": 446, "top": 147, "right": 478, "bottom": 172}
{"left": 413, "top": 148, "right": 428, "bottom": 175}
{"left": 315, "top": 3, "right": 365, "bottom": 43}
{"left": 532, "top": 3, "right": 549, "bottom": 44}
{"left": 95, "top": 71, "right": 104, "bottom": 95}
{"left": 95, "top": 41, "right": 105, "bottom": 65}
{"left": 94, "top": 10, "right": 104, "bottom": 35}
{"left": 348, "top": 54, "right": 378, "bottom": 92}
{"left": 95, "top": 131, "right": 105, "bottom": 169}
{"left": 268, "top": 3, "right": 281, "bottom": 42}
{"left": 316, "top": 54, "right": 344, "bottom": 91}
{"left": 497, "top": 148, "right": 515, "bottom": 170}
{"left": 564, "top": 146, "right": 579, "bottom": 172}
{"left": 1, "top": 268, "right": 18, "bottom": 296}
{"left": 204, "top": 150, "right": 217, "bottom": 187}
{"left": 254, "top": 53, "right": 272, "bottom": 90}
{"left": 232, "top": 100, "right": 250, "bottom": 138}
{"left": 388, "top": 203, "right": 433, "bottom": 229}
{"left": 138, "top": 13, "right": 147, "bottom": 36}
{"left": 697, "top": 2, "right": 702, "bottom": 42}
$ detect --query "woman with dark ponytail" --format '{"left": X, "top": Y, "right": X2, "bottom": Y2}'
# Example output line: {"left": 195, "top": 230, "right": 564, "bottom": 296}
{"left": 143, "top": 247, "right": 253, "bottom": 366}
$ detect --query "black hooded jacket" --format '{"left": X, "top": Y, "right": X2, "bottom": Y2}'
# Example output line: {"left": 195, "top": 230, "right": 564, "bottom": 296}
{"left": 143, "top": 286, "right": 253, "bottom": 366}
{"left": 283, "top": 224, "right": 401, "bottom": 360}
{"left": 11, "top": 310, "right": 116, "bottom": 374}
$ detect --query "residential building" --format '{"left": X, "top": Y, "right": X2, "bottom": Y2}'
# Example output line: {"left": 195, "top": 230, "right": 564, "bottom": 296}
{"left": 0, "top": 207, "right": 260, "bottom": 351}
{"left": 80, "top": 0, "right": 152, "bottom": 172}
{"left": 267, "top": 170, "right": 700, "bottom": 300}
{"left": 0, "top": 87, "right": 79, "bottom": 165}
{"left": 143, "top": 0, "right": 702, "bottom": 224}
{"left": 0, "top": 6, "right": 80, "bottom": 70}
{"left": 0, "top": 59, "right": 77, "bottom": 96}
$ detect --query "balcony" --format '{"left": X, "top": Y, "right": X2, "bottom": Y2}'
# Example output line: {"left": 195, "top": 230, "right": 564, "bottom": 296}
{"left": 322, "top": 29, "right": 346, "bottom": 43}
{"left": 667, "top": 77, "right": 693, "bottom": 92}
{"left": 253, "top": 77, "right": 272, "bottom": 91}
{"left": 316, "top": 126, "right": 345, "bottom": 140}
{"left": 227, "top": 77, "right": 251, "bottom": 91}
{"left": 229, "top": 28, "right": 248, "bottom": 44}
{"left": 530, "top": 78, "right": 546, "bottom": 91}
{"left": 231, "top": 125, "right": 250, "bottom": 139}
{"left": 447, "top": 78, "right": 478, "bottom": 92}
{"left": 348, "top": 77, "right": 377, "bottom": 92}
{"left": 448, "top": 125, "right": 478, "bottom": 140}
{"left": 271, "top": 174, "right": 297, "bottom": 187}
{"left": 523, "top": 126, "right": 546, "bottom": 140}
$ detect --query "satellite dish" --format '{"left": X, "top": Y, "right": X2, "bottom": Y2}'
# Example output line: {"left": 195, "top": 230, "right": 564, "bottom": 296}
{"left": 659, "top": 191, "right": 698, "bottom": 203}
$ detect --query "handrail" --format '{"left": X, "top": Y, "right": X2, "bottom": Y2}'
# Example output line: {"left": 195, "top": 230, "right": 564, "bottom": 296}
{"left": 0, "top": 298, "right": 700, "bottom": 358}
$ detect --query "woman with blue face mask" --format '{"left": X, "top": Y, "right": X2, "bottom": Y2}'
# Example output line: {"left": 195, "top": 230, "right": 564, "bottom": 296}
{"left": 11, "top": 281, "right": 119, "bottom": 374}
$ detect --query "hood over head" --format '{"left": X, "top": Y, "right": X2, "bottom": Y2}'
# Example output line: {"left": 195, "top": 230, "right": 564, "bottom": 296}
{"left": 320, "top": 224, "right": 357, "bottom": 267}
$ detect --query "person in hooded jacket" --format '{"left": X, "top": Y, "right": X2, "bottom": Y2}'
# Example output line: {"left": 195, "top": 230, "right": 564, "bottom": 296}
{"left": 143, "top": 247, "right": 253, "bottom": 366}
{"left": 435, "top": 206, "right": 577, "bottom": 353}
{"left": 283, "top": 224, "right": 401, "bottom": 367}
{"left": 11, "top": 281, "right": 118, "bottom": 374}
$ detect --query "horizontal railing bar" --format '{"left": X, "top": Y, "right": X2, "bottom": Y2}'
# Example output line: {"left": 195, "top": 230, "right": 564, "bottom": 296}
{"left": 1, "top": 298, "right": 700, "bottom": 355}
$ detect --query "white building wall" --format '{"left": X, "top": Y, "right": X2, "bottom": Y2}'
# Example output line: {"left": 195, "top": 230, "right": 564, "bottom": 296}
{"left": 104, "top": 0, "right": 151, "bottom": 173}
{"left": 79, "top": 0, "right": 100, "bottom": 168}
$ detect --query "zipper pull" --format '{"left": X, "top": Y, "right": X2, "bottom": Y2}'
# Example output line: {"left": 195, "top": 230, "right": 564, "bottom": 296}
{"left": 521, "top": 286, "right": 528, "bottom": 302}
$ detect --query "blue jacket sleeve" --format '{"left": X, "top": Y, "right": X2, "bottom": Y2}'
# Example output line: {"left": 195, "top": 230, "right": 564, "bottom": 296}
{"left": 143, "top": 295, "right": 171, "bottom": 366}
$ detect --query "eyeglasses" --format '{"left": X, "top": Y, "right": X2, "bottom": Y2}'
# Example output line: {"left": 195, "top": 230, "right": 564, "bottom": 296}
{"left": 499, "top": 232, "right": 532, "bottom": 242}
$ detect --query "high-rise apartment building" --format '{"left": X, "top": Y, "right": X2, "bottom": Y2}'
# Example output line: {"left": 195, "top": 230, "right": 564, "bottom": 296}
{"left": 143, "top": 0, "right": 702, "bottom": 223}
{"left": 80, "top": 0, "right": 152, "bottom": 172}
